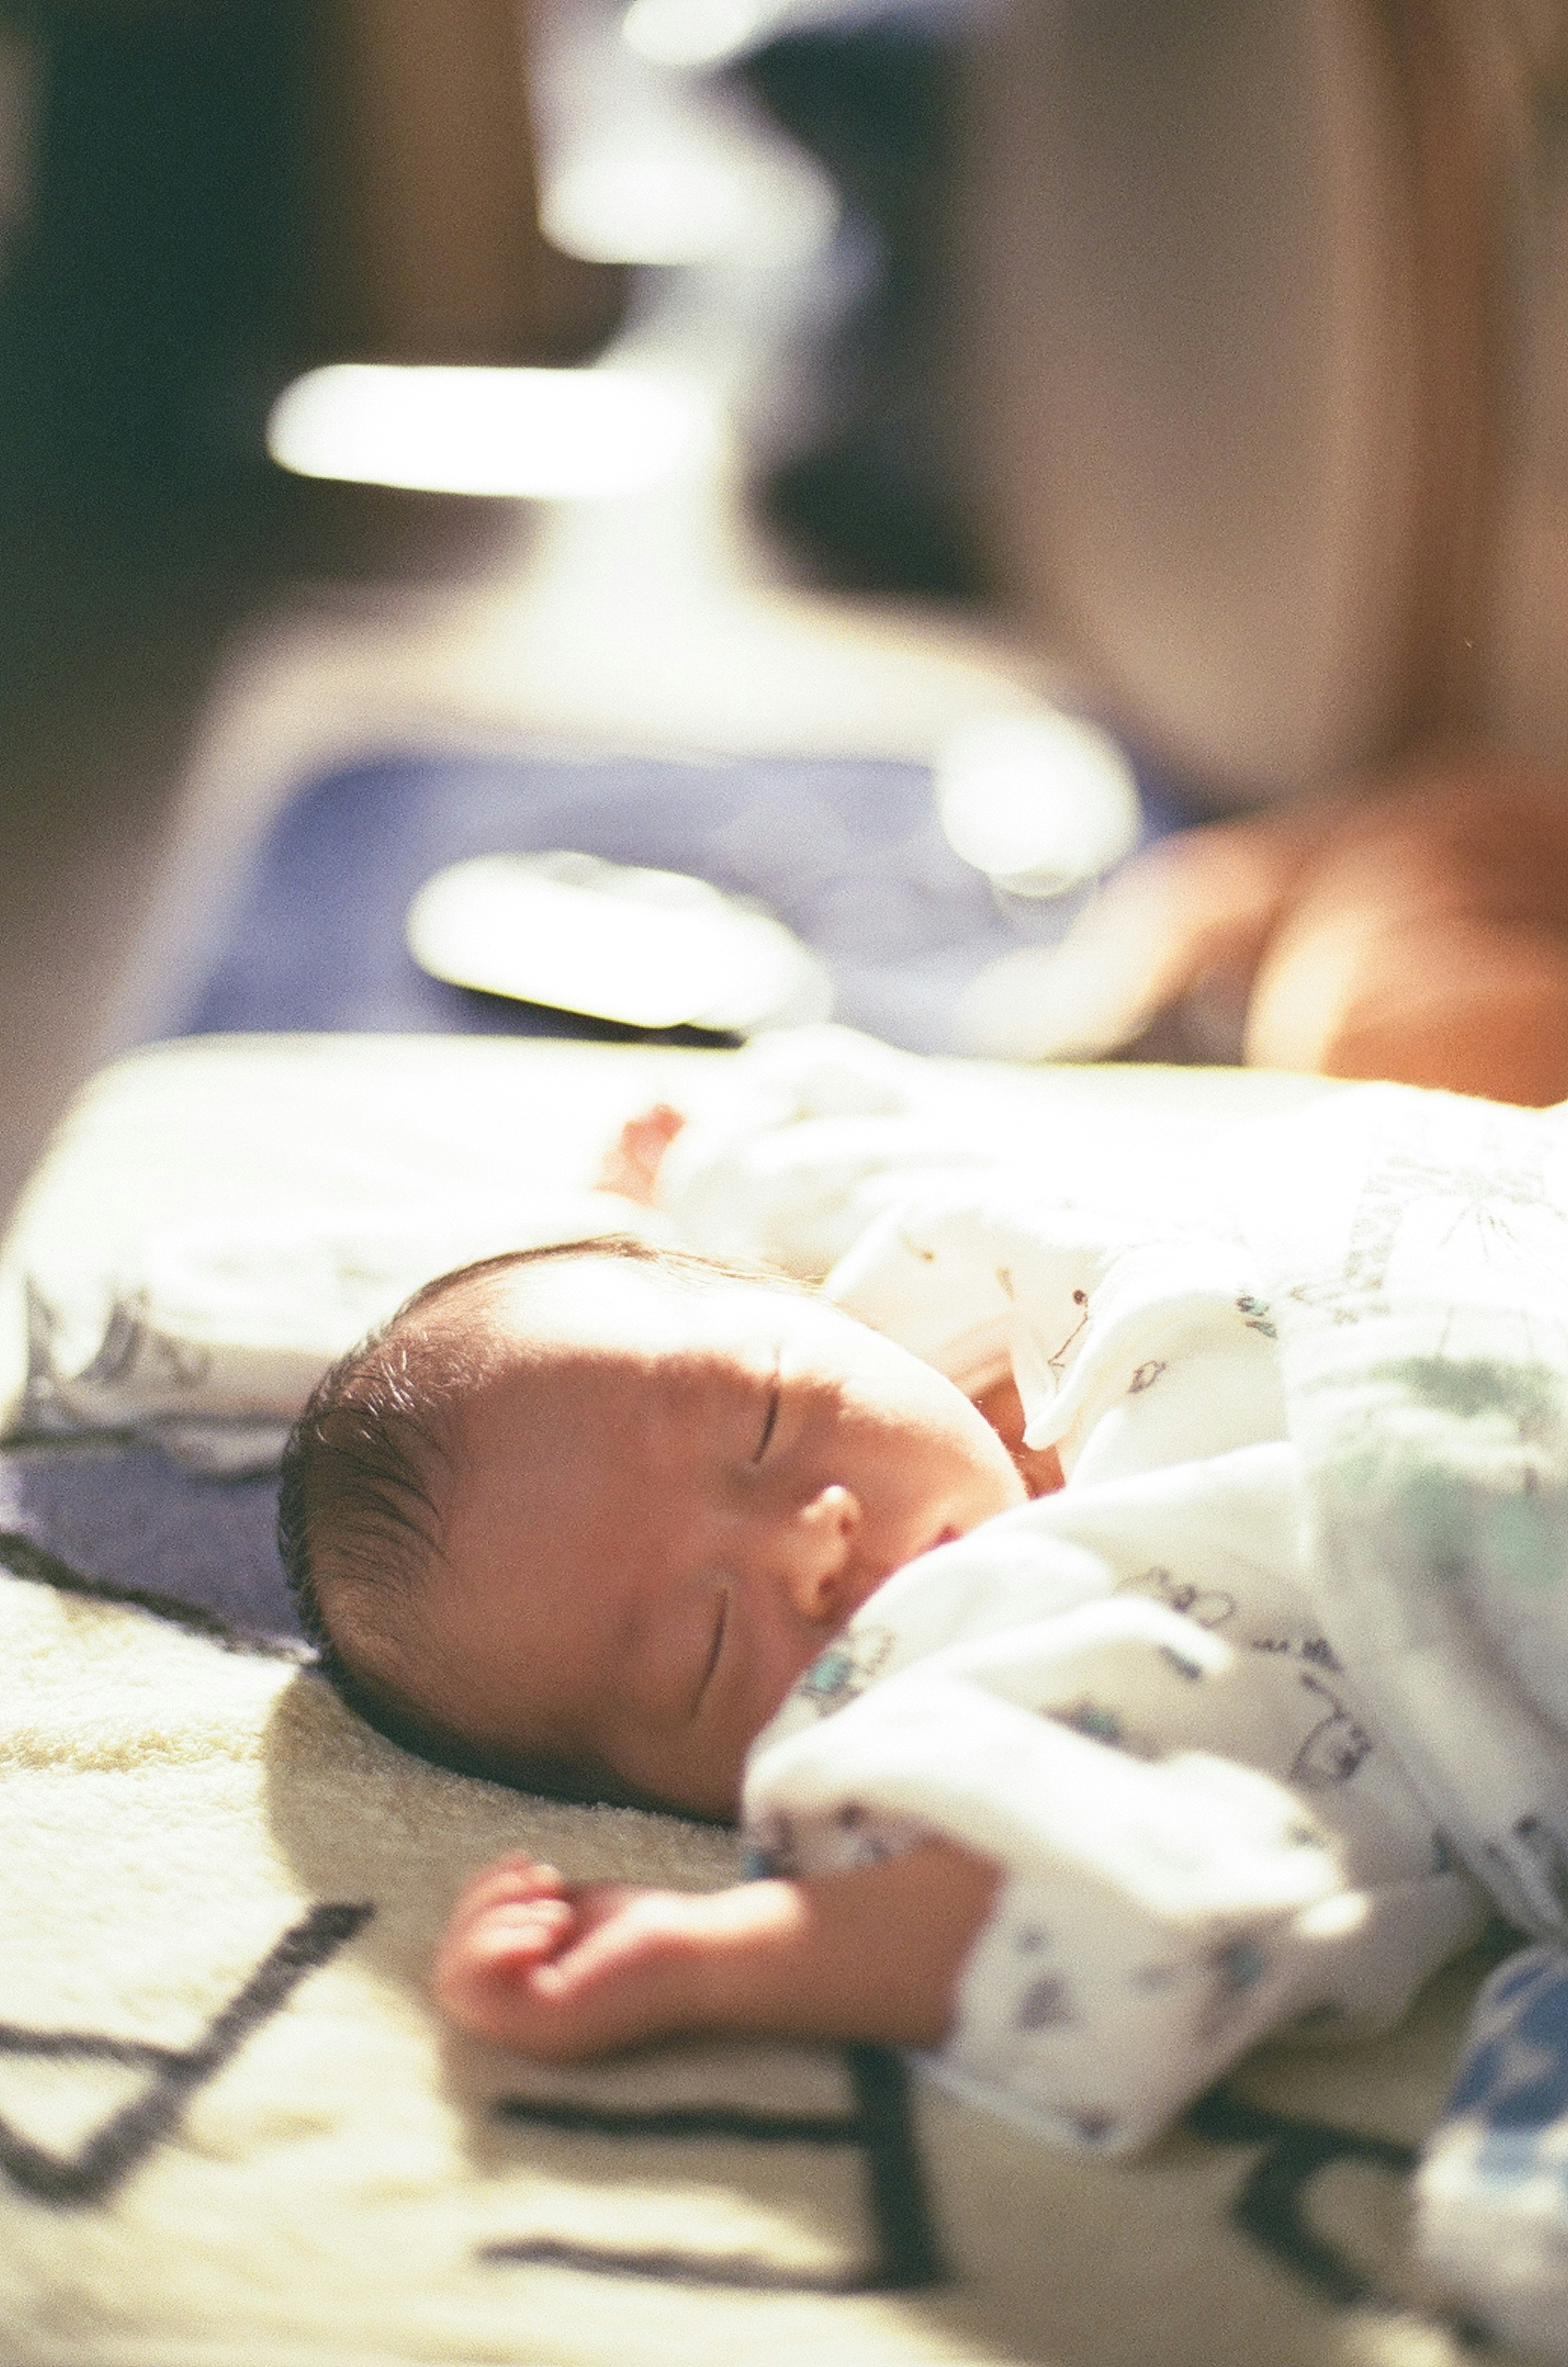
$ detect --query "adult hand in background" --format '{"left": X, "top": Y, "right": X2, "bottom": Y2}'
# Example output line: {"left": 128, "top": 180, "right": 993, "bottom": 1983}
{"left": 963, "top": 744, "right": 1568, "bottom": 1107}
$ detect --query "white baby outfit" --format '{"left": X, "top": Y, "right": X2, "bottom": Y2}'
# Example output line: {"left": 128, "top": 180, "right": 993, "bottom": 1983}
{"left": 747, "top": 1201, "right": 1485, "bottom": 2155}
{"left": 653, "top": 1030, "right": 1568, "bottom": 2156}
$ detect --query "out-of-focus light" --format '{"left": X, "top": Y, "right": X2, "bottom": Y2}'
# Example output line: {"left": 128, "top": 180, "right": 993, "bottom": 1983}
{"left": 1297, "top": 1893, "right": 1369, "bottom": 1940}
{"left": 622, "top": 0, "right": 768, "bottom": 67}
{"left": 265, "top": 366, "right": 715, "bottom": 499}
{"left": 407, "top": 852, "right": 831, "bottom": 1034}
{"left": 935, "top": 711, "right": 1142, "bottom": 893}
{"left": 543, "top": 148, "right": 832, "bottom": 266}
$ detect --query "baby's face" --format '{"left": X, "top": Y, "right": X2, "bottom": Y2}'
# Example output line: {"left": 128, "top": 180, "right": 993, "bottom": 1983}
{"left": 401, "top": 1260, "right": 1024, "bottom": 1818}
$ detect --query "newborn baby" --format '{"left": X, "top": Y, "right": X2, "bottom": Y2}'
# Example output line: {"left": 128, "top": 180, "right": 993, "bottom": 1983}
{"left": 279, "top": 1232, "right": 1030, "bottom": 2059}
{"left": 280, "top": 1065, "right": 1490, "bottom": 2154}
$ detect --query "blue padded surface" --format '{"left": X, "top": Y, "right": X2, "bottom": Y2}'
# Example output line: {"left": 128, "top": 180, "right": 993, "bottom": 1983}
{"left": 174, "top": 749, "right": 1147, "bottom": 1054}
{"left": 0, "top": 1443, "right": 300, "bottom": 1642}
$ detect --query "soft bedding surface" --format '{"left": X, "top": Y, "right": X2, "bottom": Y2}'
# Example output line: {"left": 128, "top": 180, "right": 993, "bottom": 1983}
{"left": 0, "top": 1034, "right": 1517, "bottom": 2365}
{"left": 0, "top": 1545, "right": 1510, "bottom": 2367}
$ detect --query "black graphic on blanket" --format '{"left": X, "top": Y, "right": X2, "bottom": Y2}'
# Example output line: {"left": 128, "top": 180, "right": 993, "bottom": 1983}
{"left": 1187, "top": 2085, "right": 1427, "bottom": 2314}
{"left": 0, "top": 1902, "right": 373, "bottom": 2206}
{"left": 484, "top": 2045, "right": 942, "bottom": 2293}
{"left": 0, "top": 1528, "right": 305, "bottom": 1660}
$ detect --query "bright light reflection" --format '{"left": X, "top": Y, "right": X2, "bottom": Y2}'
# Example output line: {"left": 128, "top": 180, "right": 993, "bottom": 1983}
{"left": 622, "top": 0, "right": 768, "bottom": 67}
{"left": 936, "top": 711, "right": 1143, "bottom": 893}
{"left": 544, "top": 148, "right": 832, "bottom": 266}
{"left": 1296, "top": 1893, "right": 1368, "bottom": 1940}
{"left": 265, "top": 366, "right": 715, "bottom": 499}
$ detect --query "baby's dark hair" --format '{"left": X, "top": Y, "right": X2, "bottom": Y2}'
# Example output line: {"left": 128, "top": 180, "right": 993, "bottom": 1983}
{"left": 276, "top": 1231, "right": 793, "bottom": 1792}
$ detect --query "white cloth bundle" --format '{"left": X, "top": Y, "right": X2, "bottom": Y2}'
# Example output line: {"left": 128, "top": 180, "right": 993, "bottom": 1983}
{"left": 12, "top": 1193, "right": 653, "bottom": 1474}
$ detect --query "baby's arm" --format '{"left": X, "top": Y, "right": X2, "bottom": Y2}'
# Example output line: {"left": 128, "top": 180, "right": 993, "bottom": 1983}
{"left": 432, "top": 1841, "right": 1000, "bottom": 2061}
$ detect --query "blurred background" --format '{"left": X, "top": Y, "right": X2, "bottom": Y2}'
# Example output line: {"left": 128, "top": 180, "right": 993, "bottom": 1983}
{"left": 1, "top": 0, "right": 1566, "bottom": 1221}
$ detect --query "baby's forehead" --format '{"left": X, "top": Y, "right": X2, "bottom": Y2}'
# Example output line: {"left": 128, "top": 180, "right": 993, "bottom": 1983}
{"left": 432, "top": 1259, "right": 790, "bottom": 1553}
{"left": 474, "top": 1255, "right": 793, "bottom": 1364}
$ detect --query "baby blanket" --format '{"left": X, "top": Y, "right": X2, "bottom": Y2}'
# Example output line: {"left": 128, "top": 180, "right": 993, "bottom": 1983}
{"left": 0, "top": 1518, "right": 1518, "bottom": 2367}
{"left": 1183, "top": 1087, "right": 1568, "bottom": 1948}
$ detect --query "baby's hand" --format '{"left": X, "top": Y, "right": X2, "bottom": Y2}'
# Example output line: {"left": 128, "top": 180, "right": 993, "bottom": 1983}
{"left": 432, "top": 1840, "right": 1001, "bottom": 2062}
{"left": 432, "top": 1854, "right": 713, "bottom": 2059}
{"left": 597, "top": 1103, "right": 686, "bottom": 1206}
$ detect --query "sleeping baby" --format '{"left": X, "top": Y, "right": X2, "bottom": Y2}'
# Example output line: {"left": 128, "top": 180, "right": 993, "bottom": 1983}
{"left": 278, "top": 1030, "right": 1525, "bottom": 2155}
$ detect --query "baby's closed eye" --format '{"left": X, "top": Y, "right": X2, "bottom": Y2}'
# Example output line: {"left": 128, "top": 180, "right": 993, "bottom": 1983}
{"left": 695, "top": 1589, "right": 730, "bottom": 1712}
{"left": 754, "top": 1381, "right": 781, "bottom": 1463}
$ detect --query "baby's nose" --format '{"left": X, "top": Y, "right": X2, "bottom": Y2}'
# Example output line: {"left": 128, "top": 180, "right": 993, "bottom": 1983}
{"left": 776, "top": 1484, "right": 861, "bottom": 1622}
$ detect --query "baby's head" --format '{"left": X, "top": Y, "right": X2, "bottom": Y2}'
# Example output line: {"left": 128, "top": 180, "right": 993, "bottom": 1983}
{"left": 278, "top": 1236, "right": 1022, "bottom": 1819}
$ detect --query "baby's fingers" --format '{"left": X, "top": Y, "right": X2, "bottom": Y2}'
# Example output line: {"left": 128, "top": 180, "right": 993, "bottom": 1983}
{"left": 597, "top": 1103, "right": 686, "bottom": 1203}
{"left": 432, "top": 1886, "right": 582, "bottom": 2036}
{"left": 454, "top": 1896, "right": 576, "bottom": 1974}
{"left": 443, "top": 1855, "right": 570, "bottom": 1944}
